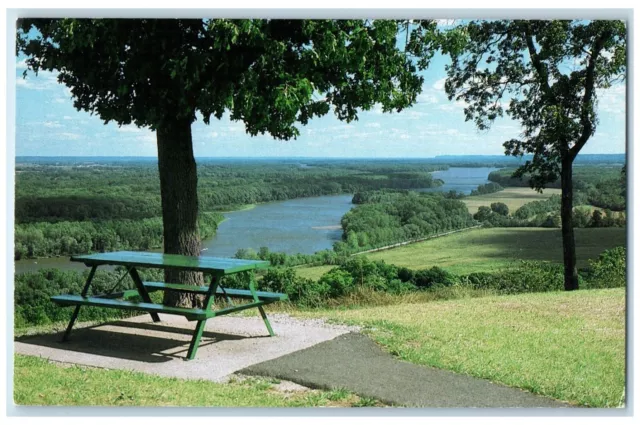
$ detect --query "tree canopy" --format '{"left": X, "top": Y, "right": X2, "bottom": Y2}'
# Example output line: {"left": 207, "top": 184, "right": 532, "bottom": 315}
{"left": 445, "top": 19, "right": 626, "bottom": 188}
{"left": 17, "top": 19, "right": 445, "bottom": 135}
{"left": 444, "top": 19, "right": 626, "bottom": 290}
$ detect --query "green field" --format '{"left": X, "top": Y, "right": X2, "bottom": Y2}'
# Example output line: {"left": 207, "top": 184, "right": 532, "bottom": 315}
{"left": 463, "top": 187, "right": 562, "bottom": 215}
{"left": 296, "top": 227, "right": 626, "bottom": 278}
{"left": 298, "top": 288, "right": 626, "bottom": 407}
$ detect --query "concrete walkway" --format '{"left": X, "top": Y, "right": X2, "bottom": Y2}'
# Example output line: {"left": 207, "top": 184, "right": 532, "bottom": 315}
{"left": 240, "top": 332, "right": 575, "bottom": 408}
{"left": 14, "top": 313, "right": 356, "bottom": 382}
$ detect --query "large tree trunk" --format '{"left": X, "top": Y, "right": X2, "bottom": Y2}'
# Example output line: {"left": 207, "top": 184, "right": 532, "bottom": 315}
{"left": 156, "top": 118, "right": 204, "bottom": 307}
{"left": 560, "top": 154, "right": 580, "bottom": 291}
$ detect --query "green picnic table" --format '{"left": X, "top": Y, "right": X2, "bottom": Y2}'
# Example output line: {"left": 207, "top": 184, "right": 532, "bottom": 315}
{"left": 51, "top": 250, "right": 287, "bottom": 360}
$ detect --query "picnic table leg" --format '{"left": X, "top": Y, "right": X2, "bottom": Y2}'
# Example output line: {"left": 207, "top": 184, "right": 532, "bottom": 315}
{"left": 128, "top": 267, "right": 161, "bottom": 323}
{"left": 249, "top": 273, "right": 275, "bottom": 337}
{"left": 61, "top": 265, "right": 97, "bottom": 342}
{"left": 186, "top": 275, "right": 219, "bottom": 360}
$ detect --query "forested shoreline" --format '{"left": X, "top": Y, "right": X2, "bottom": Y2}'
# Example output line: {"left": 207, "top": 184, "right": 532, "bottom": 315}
{"left": 15, "top": 161, "right": 446, "bottom": 260}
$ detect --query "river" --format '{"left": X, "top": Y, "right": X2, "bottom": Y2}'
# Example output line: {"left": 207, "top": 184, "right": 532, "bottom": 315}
{"left": 14, "top": 167, "right": 497, "bottom": 274}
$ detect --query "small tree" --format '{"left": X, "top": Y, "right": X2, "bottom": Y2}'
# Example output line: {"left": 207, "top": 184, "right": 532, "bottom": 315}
{"left": 18, "top": 19, "right": 442, "bottom": 306}
{"left": 490, "top": 202, "right": 509, "bottom": 216}
{"left": 473, "top": 206, "right": 493, "bottom": 222}
{"left": 445, "top": 20, "right": 626, "bottom": 290}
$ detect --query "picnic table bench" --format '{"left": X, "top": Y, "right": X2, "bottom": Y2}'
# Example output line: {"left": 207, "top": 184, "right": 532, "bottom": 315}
{"left": 50, "top": 251, "right": 287, "bottom": 360}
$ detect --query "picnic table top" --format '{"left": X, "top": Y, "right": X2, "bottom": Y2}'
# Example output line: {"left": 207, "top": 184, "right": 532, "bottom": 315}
{"left": 71, "top": 251, "right": 270, "bottom": 275}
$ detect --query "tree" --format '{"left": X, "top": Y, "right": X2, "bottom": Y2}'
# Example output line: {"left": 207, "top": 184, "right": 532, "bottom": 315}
{"left": 490, "top": 202, "right": 509, "bottom": 216}
{"left": 17, "top": 19, "right": 442, "bottom": 306}
{"left": 445, "top": 20, "right": 626, "bottom": 290}
{"left": 473, "top": 206, "right": 493, "bottom": 222}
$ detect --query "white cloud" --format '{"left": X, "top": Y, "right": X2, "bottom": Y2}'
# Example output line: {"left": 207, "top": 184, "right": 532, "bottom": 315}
{"left": 417, "top": 92, "right": 438, "bottom": 104}
{"left": 59, "top": 132, "right": 81, "bottom": 140}
{"left": 52, "top": 98, "right": 66, "bottom": 104}
{"left": 63, "top": 116, "right": 73, "bottom": 120}
{"left": 43, "top": 121, "right": 63, "bottom": 128}
{"left": 365, "top": 122, "right": 381, "bottom": 128}
{"left": 432, "top": 78, "right": 447, "bottom": 91}
{"left": 597, "top": 84, "right": 625, "bottom": 115}
{"left": 436, "top": 19, "right": 457, "bottom": 27}
{"left": 16, "top": 59, "right": 28, "bottom": 70}
{"left": 17, "top": 70, "right": 60, "bottom": 91}
{"left": 406, "top": 110, "right": 429, "bottom": 119}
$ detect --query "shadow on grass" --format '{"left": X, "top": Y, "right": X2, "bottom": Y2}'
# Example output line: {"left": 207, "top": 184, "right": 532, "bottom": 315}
{"left": 461, "top": 228, "right": 626, "bottom": 267}
{"left": 16, "top": 319, "right": 267, "bottom": 363}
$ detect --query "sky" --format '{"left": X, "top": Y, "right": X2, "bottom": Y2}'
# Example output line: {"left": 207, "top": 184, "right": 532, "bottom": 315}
{"left": 13, "top": 25, "right": 627, "bottom": 158}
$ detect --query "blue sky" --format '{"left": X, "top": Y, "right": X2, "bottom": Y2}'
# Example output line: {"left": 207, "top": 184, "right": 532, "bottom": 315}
{"left": 14, "top": 35, "right": 626, "bottom": 158}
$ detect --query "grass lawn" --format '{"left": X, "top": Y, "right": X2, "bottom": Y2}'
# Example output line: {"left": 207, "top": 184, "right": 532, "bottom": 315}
{"left": 463, "top": 187, "right": 562, "bottom": 215}
{"left": 295, "top": 227, "right": 626, "bottom": 278}
{"left": 296, "top": 288, "right": 626, "bottom": 407}
{"left": 13, "top": 355, "right": 380, "bottom": 407}
{"left": 364, "top": 227, "right": 626, "bottom": 275}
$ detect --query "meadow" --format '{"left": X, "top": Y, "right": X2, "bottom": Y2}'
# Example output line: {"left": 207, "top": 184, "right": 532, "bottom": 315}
{"left": 295, "top": 227, "right": 627, "bottom": 278}
{"left": 462, "top": 187, "right": 562, "bottom": 215}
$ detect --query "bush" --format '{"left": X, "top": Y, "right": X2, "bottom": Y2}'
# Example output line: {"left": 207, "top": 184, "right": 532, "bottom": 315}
{"left": 474, "top": 206, "right": 493, "bottom": 222}
{"left": 462, "top": 261, "right": 564, "bottom": 294}
{"left": 490, "top": 202, "right": 509, "bottom": 216}
{"left": 583, "top": 247, "right": 626, "bottom": 289}
{"left": 317, "top": 269, "right": 355, "bottom": 298}
{"left": 14, "top": 267, "right": 164, "bottom": 328}
{"left": 414, "top": 266, "right": 459, "bottom": 289}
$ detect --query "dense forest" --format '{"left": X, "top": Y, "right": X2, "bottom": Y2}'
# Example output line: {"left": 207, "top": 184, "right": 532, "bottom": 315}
{"left": 338, "top": 190, "right": 477, "bottom": 252}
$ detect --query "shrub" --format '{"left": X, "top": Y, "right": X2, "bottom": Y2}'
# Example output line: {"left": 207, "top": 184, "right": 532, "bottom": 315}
{"left": 462, "top": 262, "right": 565, "bottom": 294}
{"left": 490, "top": 202, "right": 509, "bottom": 216}
{"left": 583, "top": 247, "right": 626, "bottom": 289}
{"left": 474, "top": 206, "right": 493, "bottom": 222}
{"left": 13, "top": 267, "right": 164, "bottom": 328}
{"left": 317, "top": 269, "right": 355, "bottom": 298}
{"left": 414, "top": 266, "right": 459, "bottom": 289}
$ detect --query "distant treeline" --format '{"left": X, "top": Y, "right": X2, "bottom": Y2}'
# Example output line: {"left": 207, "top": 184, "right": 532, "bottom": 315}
{"left": 16, "top": 162, "right": 446, "bottom": 224}
{"left": 487, "top": 165, "right": 626, "bottom": 212}
{"left": 469, "top": 182, "right": 504, "bottom": 196}
{"left": 14, "top": 212, "right": 223, "bottom": 260}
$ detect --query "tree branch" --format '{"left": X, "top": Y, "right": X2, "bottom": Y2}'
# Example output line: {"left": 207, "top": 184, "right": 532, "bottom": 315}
{"left": 523, "top": 25, "right": 553, "bottom": 99}
{"left": 569, "top": 29, "right": 611, "bottom": 160}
